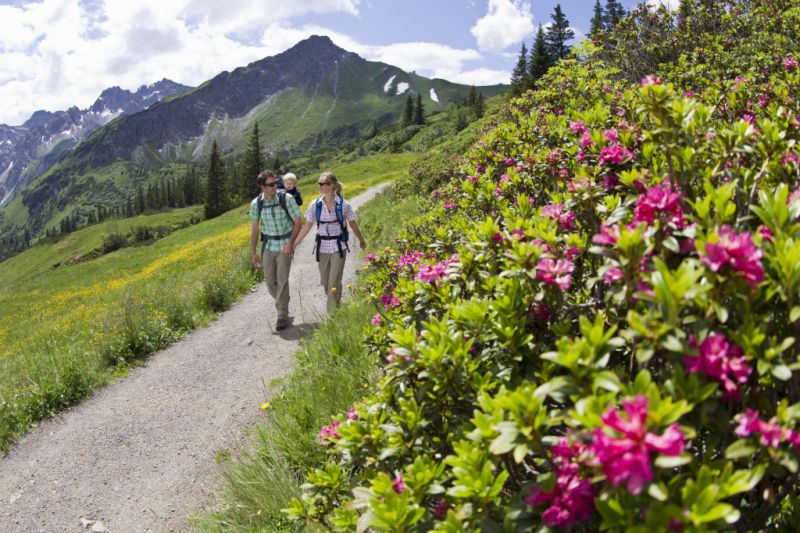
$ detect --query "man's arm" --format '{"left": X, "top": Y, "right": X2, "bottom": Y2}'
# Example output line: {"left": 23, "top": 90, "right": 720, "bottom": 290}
{"left": 284, "top": 215, "right": 303, "bottom": 257}
{"left": 250, "top": 219, "right": 261, "bottom": 267}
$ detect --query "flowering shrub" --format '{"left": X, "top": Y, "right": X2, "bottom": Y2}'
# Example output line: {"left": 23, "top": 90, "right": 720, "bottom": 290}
{"left": 285, "top": 2, "right": 800, "bottom": 530}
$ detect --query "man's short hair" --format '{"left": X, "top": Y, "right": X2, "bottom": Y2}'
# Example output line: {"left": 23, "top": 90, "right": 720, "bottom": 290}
{"left": 256, "top": 170, "right": 276, "bottom": 185}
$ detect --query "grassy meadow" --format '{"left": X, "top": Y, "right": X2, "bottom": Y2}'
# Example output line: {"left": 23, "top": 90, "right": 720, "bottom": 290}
{"left": 0, "top": 152, "right": 412, "bottom": 452}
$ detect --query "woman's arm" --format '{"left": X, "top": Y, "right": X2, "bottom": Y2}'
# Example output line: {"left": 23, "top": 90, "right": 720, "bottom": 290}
{"left": 349, "top": 220, "right": 366, "bottom": 249}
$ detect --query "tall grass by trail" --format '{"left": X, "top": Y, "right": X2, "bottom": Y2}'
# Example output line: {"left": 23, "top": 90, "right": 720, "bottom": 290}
{"left": 0, "top": 154, "right": 412, "bottom": 453}
{"left": 194, "top": 188, "right": 423, "bottom": 532}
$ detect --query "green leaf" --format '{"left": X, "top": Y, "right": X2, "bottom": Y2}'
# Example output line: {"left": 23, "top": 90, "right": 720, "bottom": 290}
{"left": 725, "top": 439, "right": 757, "bottom": 460}
{"left": 594, "top": 371, "right": 622, "bottom": 392}
{"left": 648, "top": 482, "right": 668, "bottom": 501}
{"left": 654, "top": 453, "right": 692, "bottom": 468}
{"left": 772, "top": 364, "right": 792, "bottom": 381}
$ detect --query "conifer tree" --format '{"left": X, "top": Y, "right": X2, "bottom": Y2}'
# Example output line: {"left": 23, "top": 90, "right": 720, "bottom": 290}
{"left": 510, "top": 42, "right": 529, "bottom": 96}
{"left": 243, "top": 123, "right": 263, "bottom": 201}
{"left": 475, "top": 92, "right": 485, "bottom": 119}
{"left": 545, "top": 4, "right": 574, "bottom": 61}
{"left": 467, "top": 85, "right": 478, "bottom": 108}
{"left": 413, "top": 92, "right": 425, "bottom": 125}
{"left": 204, "top": 140, "right": 227, "bottom": 219}
{"left": 590, "top": 0, "right": 605, "bottom": 39}
{"left": 528, "top": 24, "right": 553, "bottom": 85}
{"left": 401, "top": 94, "right": 414, "bottom": 127}
{"left": 603, "top": 0, "right": 626, "bottom": 32}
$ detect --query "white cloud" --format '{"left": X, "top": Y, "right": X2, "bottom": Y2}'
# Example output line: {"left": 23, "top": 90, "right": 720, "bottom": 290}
{"left": 0, "top": 0, "right": 363, "bottom": 125}
{"left": 470, "top": 0, "right": 535, "bottom": 54}
{"left": 647, "top": 0, "right": 681, "bottom": 10}
{"left": 0, "top": 0, "right": 509, "bottom": 125}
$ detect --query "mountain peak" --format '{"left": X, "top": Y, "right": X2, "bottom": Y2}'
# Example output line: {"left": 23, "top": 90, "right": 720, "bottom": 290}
{"left": 286, "top": 34, "right": 350, "bottom": 57}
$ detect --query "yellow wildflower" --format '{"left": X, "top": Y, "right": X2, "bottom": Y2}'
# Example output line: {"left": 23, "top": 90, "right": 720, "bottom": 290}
{"left": 260, "top": 402, "right": 271, "bottom": 410}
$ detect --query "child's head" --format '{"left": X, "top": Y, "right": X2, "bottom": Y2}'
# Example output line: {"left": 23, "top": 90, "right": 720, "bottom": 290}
{"left": 282, "top": 172, "right": 297, "bottom": 188}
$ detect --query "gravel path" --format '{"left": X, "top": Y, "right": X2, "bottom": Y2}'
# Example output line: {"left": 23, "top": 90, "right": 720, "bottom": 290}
{"left": 0, "top": 183, "right": 388, "bottom": 533}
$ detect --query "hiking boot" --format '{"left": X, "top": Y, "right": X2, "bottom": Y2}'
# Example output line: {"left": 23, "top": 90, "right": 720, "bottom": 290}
{"left": 276, "top": 317, "right": 289, "bottom": 331}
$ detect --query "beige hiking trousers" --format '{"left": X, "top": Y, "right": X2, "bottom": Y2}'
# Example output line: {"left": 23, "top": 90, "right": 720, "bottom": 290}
{"left": 318, "top": 251, "right": 347, "bottom": 313}
{"left": 262, "top": 250, "right": 293, "bottom": 320}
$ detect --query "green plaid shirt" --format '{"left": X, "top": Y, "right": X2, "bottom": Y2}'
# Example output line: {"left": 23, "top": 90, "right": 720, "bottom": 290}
{"left": 249, "top": 192, "right": 301, "bottom": 252}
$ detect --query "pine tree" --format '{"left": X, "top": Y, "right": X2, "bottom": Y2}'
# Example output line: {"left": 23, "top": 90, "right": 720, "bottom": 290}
{"left": 413, "top": 92, "right": 425, "bottom": 125}
{"left": 590, "top": 0, "right": 605, "bottom": 39}
{"left": 545, "top": 4, "right": 574, "bottom": 61}
{"left": 467, "top": 85, "right": 478, "bottom": 108}
{"left": 528, "top": 24, "right": 553, "bottom": 85}
{"left": 510, "top": 42, "right": 529, "bottom": 96}
{"left": 603, "top": 0, "right": 626, "bottom": 32}
{"left": 243, "top": 124, "right": 263, "bottom": 201}
{"left": 204, "top": 140, "right": 227, "bottom": 219}
{"left": 475, "top": 92, "right": 485, "bottom": 119}
{"left": 401, "top": 95, "right": 414, "bottom": 127}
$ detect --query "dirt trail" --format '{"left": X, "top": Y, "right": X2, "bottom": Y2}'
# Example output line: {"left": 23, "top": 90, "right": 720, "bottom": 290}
{"left": 0, "top": 183, "right": 388, "bottom": 533}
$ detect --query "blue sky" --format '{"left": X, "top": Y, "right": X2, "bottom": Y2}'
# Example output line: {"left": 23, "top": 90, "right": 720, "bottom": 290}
{"left": 0, "top": 0, "right": 649, "bottom": 126}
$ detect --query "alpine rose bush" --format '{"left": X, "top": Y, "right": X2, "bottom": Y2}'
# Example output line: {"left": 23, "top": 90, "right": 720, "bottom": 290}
{"left": 285, "top": 2, "right": 800, "bottom": 531}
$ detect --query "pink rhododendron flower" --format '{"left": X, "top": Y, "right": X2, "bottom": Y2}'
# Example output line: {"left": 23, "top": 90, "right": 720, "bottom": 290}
{"left": 415, "top": 262, "right": 448, "bottom": 283}
{"left": 433, "top": 498, "right": 448, "bottom": 518}
{"left": 684, "top": 333, "right": 752, "bottom": 399}
{"left": 542, "top": 203, "right": 577, "bottom": 230}
{"left": 491, "top": 231, "right": 505, "bottom": 243}
{"left": 502, "top": 156, "right": 515, "bottom": 167}
{"left": 364, "top": 253, "right": 377, "bottom": 262}
{"left": 700, "top": 225, "right": 764, "bottom": 289}
{"left": 528, "top": 301, "right": 552, "bottom": 322}
{"left": 371, "top": 313, "right": 382, "bottom": 326}
{"left": 536, "top": 257, "right": 574, "bottom": 291}
{"left": 392, "top": 474, "right": 407, "bottom": 494}
{"left": 758, "top": 225, "right": 774, "bottom": 243}
{"left": 631, "top": 183, "right": 685, "bottom": 229}
{"left": 546, "top": 150, "right": 562, "bottom": 164}
{"left": 641, "top": 75, "right": 662, "bottom": 86}
{"left": 593, "top": 223, "right": 620, "bottom": 246}
{"left": 599, "top": 145, "right": 635, "bottom": 165}
{"left": 576, "top": 150, "right": 586, "bottom": 163}
{"left": 735, "top": 409, "right": 791, "bottom": 448}
{"left": 591, "top": 396, "right": 685, "bottom": 495}
{"left": 511, "top": 227, "right": 527, "bottom": 240}
{"left": 580, "top": 131, "right": 593, "bottom": 148}
{"left": 318, "top": 420, "right": 342, "bottom": 443}
{"left": 443, "top": 200, "right": 456, "bottom": 210}
{"left": 784, "top": 150, "right": 799, "bottom": 167}
{"left": 398, "top": 251, "right": 424, "bottom": 267}
{"left": 603, "top": 128, "right": 619, "bottom": 142}
{"left": 603, "top": 173, "right": 619, "bottom": 190}
{"left": 570, "top": 120, "right": 587, "bottom": 134}
{"left": 604, "top": 267, "right": 624, "bottom": 284}
{"left": 742, "top": 114, "right": 756, "bottom": 125}
{"left": 735, "top": 76, "right": 747, "bottom": 86}
{"left": 527, "top": 437, "right": 595, "bottom": 530}
{"left": 785, "top": 56, "right": 798, "bottom": 70}
{"left": 347, "top": 407, "right": 359, "bottom": 420}
{"left": 466, "top": 174, "right": 479, "bottom": 182}
{"left": 684, "top": 90, "right": 695, "bottom": 98}
{"left": 381, "top": 293, "right": 401, "bottom": 308}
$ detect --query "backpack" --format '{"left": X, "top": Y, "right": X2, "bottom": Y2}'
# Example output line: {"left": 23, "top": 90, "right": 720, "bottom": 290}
{"left": 256, "top": 191, "right": 294, "bottom": 254}
{"left": 313, "top": 196, "right": 349, "bottom": 261}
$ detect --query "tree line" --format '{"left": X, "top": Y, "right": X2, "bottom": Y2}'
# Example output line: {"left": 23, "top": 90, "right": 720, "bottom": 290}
{"left": 510, "top": 1, "right": 628, "bottom": 96}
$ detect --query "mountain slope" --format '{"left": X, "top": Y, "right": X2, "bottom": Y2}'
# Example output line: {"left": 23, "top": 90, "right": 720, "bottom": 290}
{"left": 0, "top": 79, "right": 192, "bottom": 208}
{"left": 0, "top": 35, "right": 505, "bottom": 257}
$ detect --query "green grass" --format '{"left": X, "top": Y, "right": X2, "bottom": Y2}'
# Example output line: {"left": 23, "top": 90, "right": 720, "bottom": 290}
{"left": 193, "top": 188, "right": 425, "bottom": 532}
{"left": 0, "top": 152, "right": 412, "bottom": 453}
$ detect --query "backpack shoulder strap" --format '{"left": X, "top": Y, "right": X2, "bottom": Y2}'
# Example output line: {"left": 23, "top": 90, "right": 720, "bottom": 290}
{"left": 256, "top": 194, "right": 264, "bottom": 220}
{"left": 314, "top": 197, "right": 324, "bottom": 228}
{"left": 277, "top": 190, "right": 292, "bottom": 222}
{"left": 335, "top": 197, "right": 346, "bottom": 231}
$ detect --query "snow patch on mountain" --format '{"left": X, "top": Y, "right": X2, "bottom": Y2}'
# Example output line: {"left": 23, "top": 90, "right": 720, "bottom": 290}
{"left": 396, "top": 82, "right": 409, "bottom": 94}
{"left": 430, "top": 88, "right": 439, "bottom": 104}
{"left": 383, "top": 75, "right": 396, "bottom": 93}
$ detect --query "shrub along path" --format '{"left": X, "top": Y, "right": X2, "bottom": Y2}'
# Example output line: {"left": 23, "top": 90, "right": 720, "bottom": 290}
{"left": 0, "top": 183, "right": 388, "bottom": 533}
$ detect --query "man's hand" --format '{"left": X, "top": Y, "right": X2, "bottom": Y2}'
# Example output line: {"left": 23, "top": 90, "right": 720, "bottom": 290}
{"left": 283, "top": 243, "right": 294, "bottom": 257}
{"left": 251, "top": 251, "right": 261, "bottom": 269}
{"left": 359, "top": 237, "right": 366, "bottom": 249}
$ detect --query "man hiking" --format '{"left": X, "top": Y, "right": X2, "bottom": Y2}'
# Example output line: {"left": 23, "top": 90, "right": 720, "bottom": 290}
{"left": 249, "top": 169, "right": 302, "bottom": 331}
